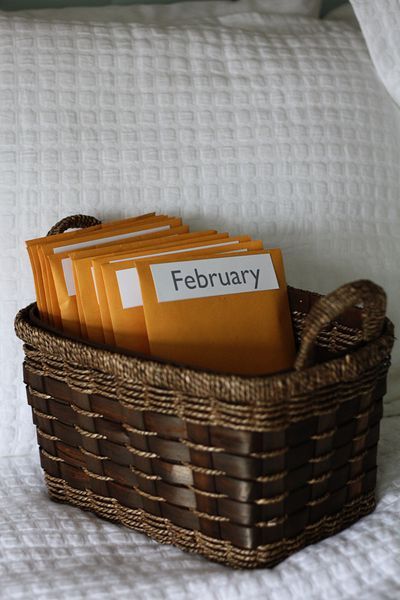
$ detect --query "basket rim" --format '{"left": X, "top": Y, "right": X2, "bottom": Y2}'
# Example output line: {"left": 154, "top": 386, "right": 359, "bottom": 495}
{"left": 14, "top": 295, "right": 394, "bottom": 405}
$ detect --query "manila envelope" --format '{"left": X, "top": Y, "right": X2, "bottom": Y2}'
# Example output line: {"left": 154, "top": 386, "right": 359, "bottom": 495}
{"left": 102, "top": 240, "right": 263, "bottom": 355}
{"left": 71, "top": 224, "right": 193, "bottom": 339}
{"left": 59, "top": 223, "right": 191, "bottom": 338}
{"left": 46, "top": 216, "right": 182, "bottom": 334}
{"left": 72, "top": 229, "right": 219, "bottom": 344}
{"left": 136, "top": 249, "right": 296, "bottom": 375}
{"left": 95, "top": 234, "right": 253, "bottom": 346}
{"left": 91, "top": 232, "right": 240, "bottom": 346}
{"left": 41, "top": 214, "right": 172, "bottom": 329}
{"left": 26, "top": 212, "right": 156, "bottom": 322}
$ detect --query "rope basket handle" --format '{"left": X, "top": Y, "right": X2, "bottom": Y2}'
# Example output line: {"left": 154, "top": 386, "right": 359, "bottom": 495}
{"left": 295, "top": 279, "right": 387, "bottom": 371}
{"left": 47, "top": 214, "right": 102, "bottom": 236}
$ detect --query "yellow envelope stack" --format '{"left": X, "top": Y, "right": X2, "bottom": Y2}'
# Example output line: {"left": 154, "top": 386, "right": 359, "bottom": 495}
{"left": 26, "top": 213, "right": 296, "bottom": 376}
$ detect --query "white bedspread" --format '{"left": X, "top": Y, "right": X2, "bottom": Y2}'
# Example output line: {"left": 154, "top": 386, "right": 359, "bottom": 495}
{"left": 0, "top": 3, "right": 399, "bottom": 597}
{"left": 1, "top": 415, "right": 399, "bottom": 600}
{"left": 1, "top": 1, "right": 400, "bottom": 459}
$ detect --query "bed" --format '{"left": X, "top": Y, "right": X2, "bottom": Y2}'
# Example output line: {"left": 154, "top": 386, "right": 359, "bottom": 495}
{"left": 0, "top": 1, "right": 399, "bottom": 597}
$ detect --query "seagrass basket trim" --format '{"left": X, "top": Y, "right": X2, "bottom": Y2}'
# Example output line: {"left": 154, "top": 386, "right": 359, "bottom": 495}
{"left": 45, "top": 471, "right": 376, "bottom": 569}
{"left": 15, "top": 297, "right": 393, "bottom": 432}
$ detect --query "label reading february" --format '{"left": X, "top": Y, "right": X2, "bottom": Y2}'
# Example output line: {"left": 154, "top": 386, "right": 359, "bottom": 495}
{"left": 150, "top": 254, "right": 279, "bottom": 303}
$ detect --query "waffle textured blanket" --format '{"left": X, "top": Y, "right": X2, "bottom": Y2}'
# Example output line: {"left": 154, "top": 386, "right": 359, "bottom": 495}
{"left": 1, "top": 1, "right": 400, "bottom": 457}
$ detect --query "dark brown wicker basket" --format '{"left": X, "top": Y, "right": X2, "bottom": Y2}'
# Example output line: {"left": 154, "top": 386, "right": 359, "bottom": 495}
{"left": 15, "top": 215, "right": 395, "bottom": 569}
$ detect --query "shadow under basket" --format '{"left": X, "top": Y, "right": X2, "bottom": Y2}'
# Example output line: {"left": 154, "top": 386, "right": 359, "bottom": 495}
{"left": 15, "top": 219, "right": 395, "bottom": 569}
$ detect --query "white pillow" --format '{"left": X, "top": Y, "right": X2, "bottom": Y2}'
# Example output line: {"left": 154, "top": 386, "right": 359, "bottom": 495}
{"left": 350, "top": 0, "right": 400, "bottom": 106}
{"left": 0, "top": 10, "right": 399, "bottom": 457}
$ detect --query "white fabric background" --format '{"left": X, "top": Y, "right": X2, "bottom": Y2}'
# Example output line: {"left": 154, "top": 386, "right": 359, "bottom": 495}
{"left": 350, "top": 0, "right": 400, "bottom": 106}
{"left": 0, "top": 5, "right": 400, "bottom": 598}
{"left": 0, "top": 3, "right": 399, "bottom": 460}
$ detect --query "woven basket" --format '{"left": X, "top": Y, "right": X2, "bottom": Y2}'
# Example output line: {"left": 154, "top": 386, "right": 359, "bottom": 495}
{"left": 15, "top": 215, "right": 395, "bottom": 569}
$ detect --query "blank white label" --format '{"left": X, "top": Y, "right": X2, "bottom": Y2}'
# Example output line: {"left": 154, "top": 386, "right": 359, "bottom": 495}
{"left": 150, "top": 254, "right": 279, "bottom": 303}
{"left": 62, "top": 258, "right": 76, "bottom": 296}
{"left": 117, "top": 268, "right": 143, "bottom": 308}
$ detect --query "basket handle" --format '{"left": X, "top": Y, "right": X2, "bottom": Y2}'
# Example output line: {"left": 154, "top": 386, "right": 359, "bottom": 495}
{"left": 294, "top": 279, "right": 387, "bottom": 371}
{"left": 47, "top": 214, "right": 102, "bottom": 236}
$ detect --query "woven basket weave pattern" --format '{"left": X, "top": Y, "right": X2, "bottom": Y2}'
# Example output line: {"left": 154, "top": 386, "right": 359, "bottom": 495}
{"left": 14, "top": 288, "right": 393, "bottom": 568}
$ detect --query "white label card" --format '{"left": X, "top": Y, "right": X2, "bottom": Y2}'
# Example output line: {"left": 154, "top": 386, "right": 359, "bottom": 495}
{"left": 62, "top": 258, "right": 76, "bottom": 296}
{"left": 150, "top": 254, "right": 279, "bottom": 303}
{"left": 117, "top": 268, "right": 143, "bottom": 309}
